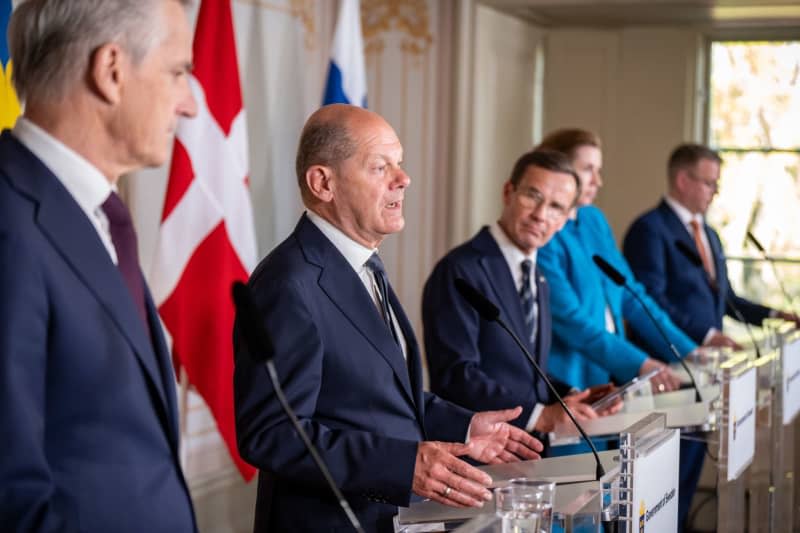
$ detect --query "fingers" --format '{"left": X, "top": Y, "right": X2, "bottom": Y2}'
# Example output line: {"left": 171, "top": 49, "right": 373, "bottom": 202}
{"left": 568, "top": 388, "right": 592, "bottom": 401}
{"left": 650, "top": 367, "right": 679, "bottom": 392}
{"left": 508, "top": 426, "right": 544, "bottom": 452}
{"left": 473, "top": 406, "right": 523, "bottom": 426}
{"left": 413, "top": 442, "right": 493, "bottom": 507}
{"left": 567, "top": 401, "right": 599, "bottom": 420}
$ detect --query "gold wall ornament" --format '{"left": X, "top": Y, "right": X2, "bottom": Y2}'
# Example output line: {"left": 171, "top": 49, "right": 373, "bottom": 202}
{"left": 236, "top": 0, "right": 317, "bottom": 49}
{"left": 361, "top": 0, "right": 433, "bottom": 57}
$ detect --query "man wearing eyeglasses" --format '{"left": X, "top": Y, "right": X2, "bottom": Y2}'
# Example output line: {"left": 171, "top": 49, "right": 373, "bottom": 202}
{"left": 422, "top": 150, "right": 617, "bottom": 449}
{"left": 623, "top": 143, "right": 799, "bottom": 352}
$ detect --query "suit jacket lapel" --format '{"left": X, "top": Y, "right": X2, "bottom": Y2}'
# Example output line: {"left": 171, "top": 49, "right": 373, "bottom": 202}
{"left": 659, "top": 200, "right": 717, "bottom": 298}
{"left": 297, "top": 216, "right": 417, "bottom": 409}
{"left": 388, "top": 288, "right": 425, "bottom": 421}
{"left": 2, "top": 133, "right": 172, "bottom": 421}
{"left": 472, "top": 229, "right": 528, "bottom": 338}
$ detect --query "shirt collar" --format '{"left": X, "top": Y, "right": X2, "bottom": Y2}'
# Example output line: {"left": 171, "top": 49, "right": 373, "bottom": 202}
{"left": 664, "top": 195, "right": 703, "bottom": 227}
{"left": 489, "top": 221, "right": 537, "bottom": 268}
{"left": 306, "top": 210, "right": 376, "bottom": 273}
{"left": 12, "top": 117, "right": 113, "bottom": 214}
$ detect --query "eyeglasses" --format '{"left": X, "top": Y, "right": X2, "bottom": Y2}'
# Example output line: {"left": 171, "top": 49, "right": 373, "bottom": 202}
{"left": 514, "top": 186, "right": 569, "bottom": 221}
{"left": 686, "top": 171, "right": 719, "bottom": 191}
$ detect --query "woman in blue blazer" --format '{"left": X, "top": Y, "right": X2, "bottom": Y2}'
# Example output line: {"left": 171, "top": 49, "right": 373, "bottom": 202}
{"left": 536, "top": 129, "right": 697, "bottom": 391}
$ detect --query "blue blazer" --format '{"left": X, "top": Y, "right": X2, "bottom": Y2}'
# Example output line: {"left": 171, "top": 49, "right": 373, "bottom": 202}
{"left": 422, "top": 227, "right": 564, "bottom": 430}
{"left": 0, "top": 131, "right": 195, "bottom": 532}
{"left": 537, "top": 206, "right": 697, "bottom": 390}
{"left": 234, "top": 214, "right": 473, "bottom": 533}
{"left": 623, "top": 199, "right": 771, "bottom": 343}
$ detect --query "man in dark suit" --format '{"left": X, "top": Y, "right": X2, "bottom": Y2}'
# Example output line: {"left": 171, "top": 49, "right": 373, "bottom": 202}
{"left": 623, "top": 143, "right": 798, "bottom": 348}
{"left": 422, "top": 150, "right": 615, "bottom": 446}
{"left": 0, "top": 1, "right": 198, "bottom": 532}
{"left": 234, "top": 104, "right": 543, "bottom": 532}
{"left": 622, "top": 143, "right": 799, "bottom": 530}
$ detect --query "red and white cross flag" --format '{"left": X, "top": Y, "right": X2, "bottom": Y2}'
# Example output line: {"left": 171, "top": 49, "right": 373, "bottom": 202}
{"left": 150, "top": 0, "right": 257, "bottom": 481}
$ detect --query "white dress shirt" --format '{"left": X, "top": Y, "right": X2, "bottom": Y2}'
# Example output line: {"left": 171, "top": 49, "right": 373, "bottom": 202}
{"left": 12, "top": 117, "right": 117, "bottom": 264}
{"left": 306, "top": 210, "right": 408, "bottom": 359}
{"left": 488, "top": 223, "right": 545, "bottom": 432}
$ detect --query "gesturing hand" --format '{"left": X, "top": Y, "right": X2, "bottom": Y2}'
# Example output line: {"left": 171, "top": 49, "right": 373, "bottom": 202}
{"left": 468, "top": 406, "right": 543, "bottom": 464}
{"left": 412, "top": 441, "right": 493, "bottom": 507}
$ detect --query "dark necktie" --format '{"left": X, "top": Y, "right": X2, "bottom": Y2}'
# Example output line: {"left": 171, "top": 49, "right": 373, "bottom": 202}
{"left": 102, "top": 192, "right": 150, "bottom": 334}
{"left": 365, "top": 253, "right": 399, "bottom": 345}
{"left": 520, "top": 259, "right": 538, "bottom": 344}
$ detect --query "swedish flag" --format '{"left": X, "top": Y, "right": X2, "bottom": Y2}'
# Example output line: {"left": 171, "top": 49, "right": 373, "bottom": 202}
{"left": 1, "top": 0, "right": 20, "bottom": 129}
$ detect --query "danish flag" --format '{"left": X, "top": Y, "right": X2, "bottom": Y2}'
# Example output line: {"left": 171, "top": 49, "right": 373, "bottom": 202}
{"left": 150, "top": 0, "right": 257, "bottom": 481}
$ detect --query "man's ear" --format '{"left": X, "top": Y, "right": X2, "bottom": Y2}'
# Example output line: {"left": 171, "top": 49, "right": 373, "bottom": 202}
{"left": 502, "top": 181, "right": 514, "bottom": 206}
{"left": 306, "top": 165, "right": 335, "bottom": 202}
{"left": 90, "top": 42, "right": 126, "bottom": 105}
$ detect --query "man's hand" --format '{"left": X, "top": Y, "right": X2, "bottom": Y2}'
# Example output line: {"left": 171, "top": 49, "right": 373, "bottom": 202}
{"left": 412, "top": 441, "right": 493, "bottom": 507}
{"left": 640, "top": 357, "right": 681, "bottom": 393}
{"left": 534, "top": 390, "right": 598, "bottom": 433}
{"left": 703, "top": 331, "right": 742, "bottom": 350}
{"left": 583, "top": 383, "right": 623, "bottom": 416}
{"left": 468, "top": 407, "right": 544, "bottom": 463}
{"left": 776, "top": 310, "right": 800, "bottom": 328}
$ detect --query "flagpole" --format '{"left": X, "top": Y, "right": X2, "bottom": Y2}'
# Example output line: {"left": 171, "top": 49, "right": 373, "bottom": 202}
{"left": 178, "top": 366, "right": 190, "bottom": 469}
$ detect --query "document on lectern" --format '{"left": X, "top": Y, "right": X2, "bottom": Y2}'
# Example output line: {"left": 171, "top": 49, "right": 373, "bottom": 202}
{"left": 782, "top": 336, "right": 800, "bottom": 425}
{"left": 632, "top": 429, "right": 680, "bottom": 533}
{"left": 727, "top": 366, "right": 756, "bottom": 482}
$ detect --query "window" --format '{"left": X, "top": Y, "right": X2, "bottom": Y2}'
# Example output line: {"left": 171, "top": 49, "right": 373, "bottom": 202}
{"left": 706, "top": 40, "right": 800, "bottom": 315}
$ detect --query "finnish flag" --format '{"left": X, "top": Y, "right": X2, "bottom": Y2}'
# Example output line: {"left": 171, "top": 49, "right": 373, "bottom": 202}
{"left": 322, "top": 0, "right": 367, "bottom": 107}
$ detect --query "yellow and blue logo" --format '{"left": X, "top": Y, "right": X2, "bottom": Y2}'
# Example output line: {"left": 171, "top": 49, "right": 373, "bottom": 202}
{"left": 1, "top": 0, "right": 21, "bottom": 130}
{"left": 639, "top": 500, "right": 646, "bottom": 532}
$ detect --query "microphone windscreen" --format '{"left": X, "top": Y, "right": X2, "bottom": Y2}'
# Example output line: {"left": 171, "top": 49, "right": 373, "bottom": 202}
{"left": 747, "top": 231, "right": 766, "bottom": 253}
{"left": 232, "top": 281, "right": 274, "bottom": 362}
{"left": 592, "top": 255, "right": 626, "bottom": 286}
{"left": 454, "top": 278, "right": 501, "bottom": 321}
{"left": 674, "top": 240, "right": 703, "bottom": 267}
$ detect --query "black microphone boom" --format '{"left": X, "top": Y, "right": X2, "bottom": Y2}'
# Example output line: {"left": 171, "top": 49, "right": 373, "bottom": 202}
{"left": 231, "top": 282, "right": 365, "bottom": 533}
{"left": 674, "top": 240, "right": 761, "bottom": 358}
{"left": 747, "top": 231, "right": 798, "bottom": 316}
{"left": 454, "top": 278, "right": 606, "bottom": 480}
{"left": 590, "top": 255, "right": 703, "bottom": 403}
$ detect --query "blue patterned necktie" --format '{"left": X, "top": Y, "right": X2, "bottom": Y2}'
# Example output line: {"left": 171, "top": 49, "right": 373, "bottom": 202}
{"left": 520, "top": 259, "right": 538, "bottom": 344}
{"left": 365, "top": 253, "right": 400, "bottom": 345}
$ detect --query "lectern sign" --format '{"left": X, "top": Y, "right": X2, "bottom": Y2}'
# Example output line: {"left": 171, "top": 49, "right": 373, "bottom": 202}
{"left": 631, "top": 429, "right": 679, "bottom": 533}
{"left": 727, "top": 367, "right": 756, "bottom": 481}
{"left": 782, "top": 337, "right": 800, "bottom": 425}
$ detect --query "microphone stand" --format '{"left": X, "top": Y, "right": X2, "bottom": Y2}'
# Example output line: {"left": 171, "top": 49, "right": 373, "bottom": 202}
{"left": 591, "top": 255, "right": 703, "bottom": 403}
{"left": 232, "top": 282, "right": 365, "bottom": 533}
{"left": 454, "top": 278, "right": 606, "bottom": 481}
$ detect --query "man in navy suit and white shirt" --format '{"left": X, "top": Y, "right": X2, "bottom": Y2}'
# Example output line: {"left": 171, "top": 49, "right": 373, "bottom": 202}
{"left": 422, "top": 150, "right": 617, "bottom": 445}
{"left": 623, "top": 143, "right": 799, "bottom": 531}
{"left": 234, "top": 104, "right": 543, "bottom": 532}
{"left": 623, "top": 143, "right": 799, "bottom": 349}
{"left": 0, "top": 1, "right": 198, "bottom": 532}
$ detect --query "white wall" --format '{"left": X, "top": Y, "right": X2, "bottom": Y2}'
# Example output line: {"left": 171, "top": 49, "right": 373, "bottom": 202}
{"left": 543, "top": 26, "right": 705, "bottom": 240}
{"left": 450, "top": 2, "right": 545, "bottom": 244}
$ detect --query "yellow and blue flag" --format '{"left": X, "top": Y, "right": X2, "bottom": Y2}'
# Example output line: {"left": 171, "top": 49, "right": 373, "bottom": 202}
{"left": 1, "top": 0, "right": 20, "bottom": 129}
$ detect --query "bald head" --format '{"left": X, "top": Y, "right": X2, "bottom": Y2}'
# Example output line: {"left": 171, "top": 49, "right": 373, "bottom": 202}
{"left": 294, "top": 104, "right": 409, "bottom": 248}
{"left": 296, "top": 104, "right": 388, "bottom": 202}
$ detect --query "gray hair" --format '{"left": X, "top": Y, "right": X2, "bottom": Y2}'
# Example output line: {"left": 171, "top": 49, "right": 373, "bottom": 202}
{"left": 295, "top": 117, "right": 358, "bottom": 200}
{"left": 8, "top": 0, "right": 190, "bottom": 104}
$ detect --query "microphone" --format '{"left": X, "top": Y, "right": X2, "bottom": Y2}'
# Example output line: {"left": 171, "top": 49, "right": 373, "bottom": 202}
{"left": 591, "top": 255, "right": 703, "bottom": 402}
{"left": 454, "top": 278, "right": 606, "bottom": 480}
{"left": 747, "top": 231, "right": 798, "bottom": 316}
{"left": 232, "top": 282, "right": 365, "bottom": 533}
{"left": 674, "top": 240, "right": 761, "bottom": 358}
